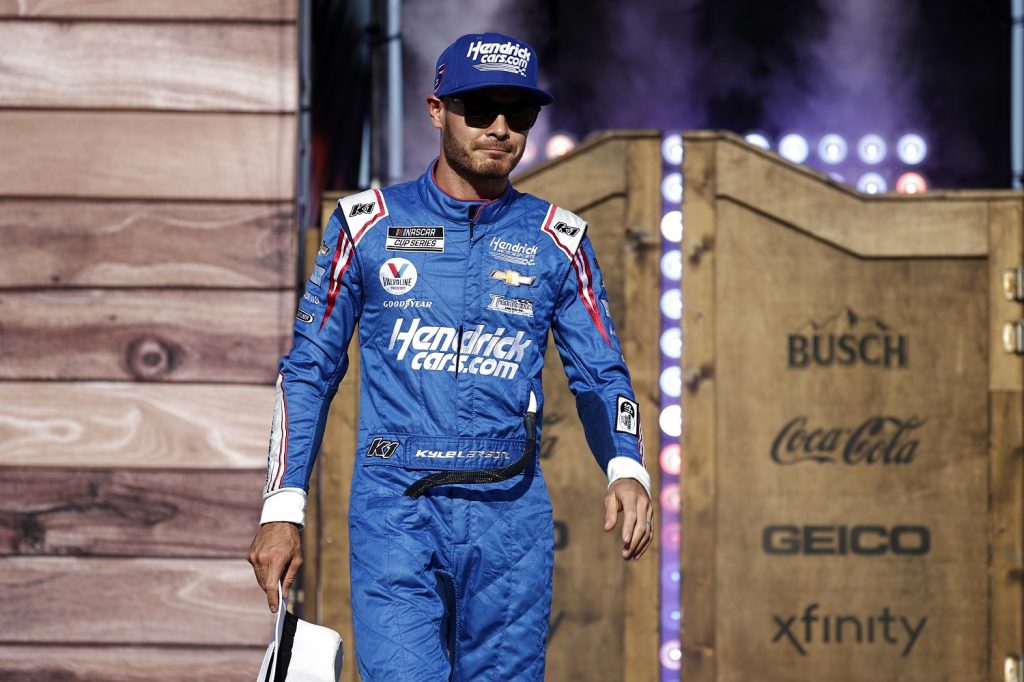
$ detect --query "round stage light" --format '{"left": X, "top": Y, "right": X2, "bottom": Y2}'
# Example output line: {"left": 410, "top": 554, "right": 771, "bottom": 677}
{"left": 661, "top": 563, "right": 682, "bottom": 587}
{"left": 857, "top": 172, "right": 887, "bottom": 194}
{"left": 896, "top": 133, "right": 927, "bottom": 165}
{"left": 744, "top": 132, "right": 771, "bottom": 150}
{"left": 661, "top": 172, "right": 683, "bottom": 204}
{"left": 660, "top": 210, "right": 683, "bottom": 243}
{"left": 660, "top": 639, "right": 683, "bottom": 671}
{"left": 660, "top": 483, "right": 680, "bottom": 512}
{"left": 545, "top": 132, "right": 576, "bottom": 159}
{"left": 896, "top": 171, "right": 927, "bottom": 194}
{"left": 817, "top": 134, "right": 847, "bottom": 164}
{"left": 659, "top": 444, "right": 681, "bottom": 475}
{"left": 660, "top": 249, "right": 682, "bottom": 281}
{"left": 660, "top": 288, "right": 682, "bottom": 320}
{"left": 661, "top": 606, "right": 682, "bottom": 632}
{"left": 778, "top": 134, "right": 809, "bottom": 164}
{"left": 662, "top": 133, "right": 684, "bottom": 165}
{"left": 660, "top": 522, "right": 681, "bottom": 550}
{"left": 857, "top": 134, "right": 887, "bottom": 165}
{"left": 660, "top": 327, "right": 682, "bottom": 359}
{"left": 828, "top": 172, "right": 845, "bottom": 183}
{"left": 659, "top": 366, "right": 682, "bottom": 398}
{"left": 659, "top": 404, "right": 682, "bottom": 438}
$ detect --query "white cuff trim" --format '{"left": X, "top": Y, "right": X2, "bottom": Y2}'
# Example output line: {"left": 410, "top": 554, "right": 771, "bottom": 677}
{"left": 607, "top": 456, "right": 652, "bottom": 499}
{"left": 260, "top": 488, "right": 307, "bottom": 528}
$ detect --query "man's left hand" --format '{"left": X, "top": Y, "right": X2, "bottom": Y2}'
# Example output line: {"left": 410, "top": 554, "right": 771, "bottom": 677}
{"left": 603, "top": 478, "right": 654, "bottom": 560}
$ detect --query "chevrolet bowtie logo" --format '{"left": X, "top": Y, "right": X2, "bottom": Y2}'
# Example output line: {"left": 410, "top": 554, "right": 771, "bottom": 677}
{"left": 490, "top": 269, "right": 536, "bottom": 287}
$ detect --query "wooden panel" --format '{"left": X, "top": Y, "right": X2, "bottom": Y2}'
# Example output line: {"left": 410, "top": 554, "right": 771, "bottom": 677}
{"left": 0, "top": 0, "right": 296, "bottom": 20}
{"left": 0, "top": 111, "right": 295, "bottom": 200}
{"left": 0, "top": 199, "right": 293, "bottom": 288}
{"left": 0, "top": 383, "right": 273, "bottom": 468}
{"left": 0, "top": 468, "right": 264, "bottom": 557}
{"left": 620, "top": 136, "right": 663, "bottom": 681}
{"left": 991, "top": 392, "right": 1024, "bottom": 682}
{"left": 0, "top": 289, "right": 290, "bottom": 382}
{"left": 680, "top": 135, "right": 718, "bottom": 682}
{"left": 990, "top": 200, "right": 1024, "bottom": 391}
{"left": 515, "top": 135, "right": 630, "bottom": 210}
{"left": 0, "top": 557, "right": 270, "bottom": 645}
{"left": 715, "top": 136, "right": 989, "bottom": 257}
{"left": 0, "top": 21, "right": 296, "bottom": 111}
{"left": 714, "top": 201, "right": 988, "bottom": 681}
{"left": 0, "top": 645, "right": 265, "bottom": 682}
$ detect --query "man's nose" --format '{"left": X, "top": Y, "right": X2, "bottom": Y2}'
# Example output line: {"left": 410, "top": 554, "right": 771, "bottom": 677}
{"left": 487, "top": 114, "right": 510, "bottom": 138}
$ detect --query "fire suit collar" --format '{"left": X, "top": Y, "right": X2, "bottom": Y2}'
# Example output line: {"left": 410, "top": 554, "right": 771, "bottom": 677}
{"left": 421, "top": 160, "right": 517, "bottom": 230}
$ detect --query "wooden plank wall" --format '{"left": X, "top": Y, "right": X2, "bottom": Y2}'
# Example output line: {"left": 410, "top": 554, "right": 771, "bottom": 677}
{"left": 0, "top": 3, "right": 297, "bottom": 680}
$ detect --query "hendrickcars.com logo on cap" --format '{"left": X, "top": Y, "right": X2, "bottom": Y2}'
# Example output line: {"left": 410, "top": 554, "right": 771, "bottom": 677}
{"left": 465, "top": 38, "right": 532, "bottom": 77}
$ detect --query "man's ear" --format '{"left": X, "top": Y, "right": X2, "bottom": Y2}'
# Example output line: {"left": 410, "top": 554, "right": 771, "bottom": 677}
{"left": 426, "top": 95, "right": 444, "bottom": 131}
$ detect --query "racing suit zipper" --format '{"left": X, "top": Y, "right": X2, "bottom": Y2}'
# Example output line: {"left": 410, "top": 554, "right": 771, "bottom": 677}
{"left": 455, "top": 324, "right": 464, "bottom": 378}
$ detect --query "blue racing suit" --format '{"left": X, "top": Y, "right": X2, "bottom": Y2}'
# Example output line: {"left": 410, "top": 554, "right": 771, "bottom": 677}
{"left": 260, "top": 164, "right": 650, "bottom": 681}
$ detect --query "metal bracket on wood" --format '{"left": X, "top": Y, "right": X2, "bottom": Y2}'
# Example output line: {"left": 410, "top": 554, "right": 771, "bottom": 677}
{"left": 1003, "top": 321, "right": 1024, "bottom": 354}
{"left": 1005, "top": 655, "right": 1024, "bottom": 682}
{"left": 1004, "top": 267, "right": 1024, "bottom": 301}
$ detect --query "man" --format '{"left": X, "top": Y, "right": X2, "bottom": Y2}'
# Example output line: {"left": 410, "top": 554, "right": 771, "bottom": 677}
{"left": 249, "top": 32, "right": 653, "bottom": 681}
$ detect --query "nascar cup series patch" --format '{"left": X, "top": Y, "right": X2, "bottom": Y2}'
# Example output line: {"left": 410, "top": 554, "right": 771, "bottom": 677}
{"left": 379, "top": 258, "right": 418, "bottom": 295}
{"left": 386, "top": 226, "right": 444, "bottom": 253}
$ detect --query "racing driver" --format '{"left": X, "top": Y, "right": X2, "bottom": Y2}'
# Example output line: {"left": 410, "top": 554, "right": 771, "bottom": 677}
{"left": 248, "top": 31, "right": 654, "bottom": 681}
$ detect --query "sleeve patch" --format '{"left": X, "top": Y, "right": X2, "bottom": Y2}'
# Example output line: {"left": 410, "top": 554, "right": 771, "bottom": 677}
{"left": 615, "top": 396, "right": 639, "bottom": 435}
{"left": 337, "top": 188, "right": 389, "bottom": 245}
{"left": 540, "top": 205, "right": 587, "bottom": 259}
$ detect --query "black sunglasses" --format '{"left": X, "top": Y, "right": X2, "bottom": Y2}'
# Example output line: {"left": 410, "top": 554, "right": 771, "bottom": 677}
{"left": 445, "top": 95, "right": 540, "bottom": 131}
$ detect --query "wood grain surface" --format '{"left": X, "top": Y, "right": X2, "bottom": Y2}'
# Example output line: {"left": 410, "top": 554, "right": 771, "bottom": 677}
{"left": 0, "top": 289, "right": 291, "bottom": 381}
{"left": 0, "top": 644, "right": 267, "bottom": 682}
{"left": 680, "top": 136, "right": 718, "bottom": 682}
{"left": 0, "top": 468, "right": 264, "bottom": 557}
{"left": 0, "top": 199, "right": 294, "bottom": 288}
{"left": 0, "top": 0, "right": 296, "bottom": 20}
{"left": 715, "top": 135, "right": 990, "bottom": 257}
{"left": 0, "top": 382, "right": 274, "bottom": 468}
{"left": 0, "top": 111, "right": 296, "bottom": 200}
{"left": 0, "top": 556, "right": 271, "bottom": 645}
{"left": 0, "top": 21, "right": 296, "bottom": 111}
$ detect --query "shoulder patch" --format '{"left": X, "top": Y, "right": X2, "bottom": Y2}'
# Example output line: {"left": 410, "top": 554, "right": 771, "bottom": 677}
{"left": 540, "top": 205, "right": 587, "bottom": 259}
{"left": 338, "top": 188, "right": 389, "bottom": 245}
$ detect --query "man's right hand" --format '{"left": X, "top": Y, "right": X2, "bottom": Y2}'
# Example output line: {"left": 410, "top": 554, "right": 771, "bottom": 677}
{"left": 247, "top": 521, "right": 303, "bottom": 613}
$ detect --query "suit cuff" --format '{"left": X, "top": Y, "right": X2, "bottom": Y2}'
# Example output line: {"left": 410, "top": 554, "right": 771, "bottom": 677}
{"left": 607, "top": 456, "right": 652, "bottom": 499}
{"left": 260, "top": 488, "right": 307, "bottom": 527}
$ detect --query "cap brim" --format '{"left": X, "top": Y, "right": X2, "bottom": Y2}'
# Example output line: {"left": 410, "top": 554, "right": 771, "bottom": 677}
{"left": 440, "top": 83, "right": 554, "bottom": 106}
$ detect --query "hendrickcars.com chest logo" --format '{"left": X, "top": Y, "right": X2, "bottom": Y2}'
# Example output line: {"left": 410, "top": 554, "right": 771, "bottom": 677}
{"left": 387, "top": 318, "right": 531, "bottom": 380}
{"left": 466, "top": 39, "right": 532, "bottom": 77}
{"left": 379, "top": 258, "right": 417, "bottom": 295}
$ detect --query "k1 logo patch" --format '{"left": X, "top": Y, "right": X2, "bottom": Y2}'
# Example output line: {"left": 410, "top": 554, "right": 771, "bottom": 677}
{"left": 379, "top": 258, "right": 418, "bottom": 295}
{"left": 615, "top": 396, "right": 639, "bottom": 435}
{"left": 366, "top": 437, "right": 400, "bottom": 459}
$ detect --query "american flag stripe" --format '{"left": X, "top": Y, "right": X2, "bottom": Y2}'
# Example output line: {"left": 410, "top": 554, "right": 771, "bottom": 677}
{"left": 320, "top": 236, "right": 353, "bottom": 331}
{"left": 573, "top": 248, "right": 611, "bottom": 346}
{"left": 270, "top": 373, "right": 289, "bottom": 491}
{"left": 637, "top": 417, "right": 646, "bottom": 465}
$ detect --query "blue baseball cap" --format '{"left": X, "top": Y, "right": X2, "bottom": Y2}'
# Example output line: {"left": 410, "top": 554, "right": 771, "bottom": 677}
{"left": 433, "top": 32, "right": 554, "bottom": 106}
